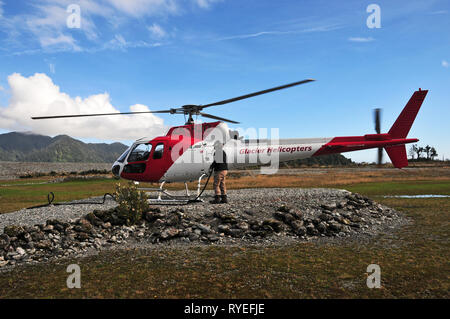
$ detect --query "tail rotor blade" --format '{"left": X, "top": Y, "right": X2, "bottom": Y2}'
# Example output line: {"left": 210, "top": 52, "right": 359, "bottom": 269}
{"left": 377, "top": 147, "right": 383, "bottom": 165}
{"left": 374, "top": 108, "right": 381, "bottom": 134}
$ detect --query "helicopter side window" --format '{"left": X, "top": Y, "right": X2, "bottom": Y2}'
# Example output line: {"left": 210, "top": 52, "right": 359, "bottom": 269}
{"left": 128, "top": 143, "right": 152, "bottom": 162}
{"left": 153, "top": 143, "right": 164, "bottom": 159}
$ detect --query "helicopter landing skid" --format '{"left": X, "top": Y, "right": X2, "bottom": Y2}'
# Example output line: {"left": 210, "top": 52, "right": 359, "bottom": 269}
{"left": 138, "top": 174, "right": 208, "bottom": 205}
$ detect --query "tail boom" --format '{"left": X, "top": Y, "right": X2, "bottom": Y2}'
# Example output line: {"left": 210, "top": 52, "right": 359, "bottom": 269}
{"left": 312, "top": 88, "right": 427, "bottom": 168}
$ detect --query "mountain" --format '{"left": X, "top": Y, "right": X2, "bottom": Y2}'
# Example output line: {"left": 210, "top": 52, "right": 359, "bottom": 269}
{"left": 0, "top": 132, "right": 128, "bottom": 163}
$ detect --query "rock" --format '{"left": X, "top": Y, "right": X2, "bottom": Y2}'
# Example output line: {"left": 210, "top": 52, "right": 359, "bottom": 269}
{"left": 328, "top": 222, "right": 344, "bottom": 233}
{"left": 263, "top": 219, "right": 283, "bottom": 232}
{"left": 321, "top": 203, "right": 337, "bottom": 211}
{"left": 16, "top": 247, "right": 26, "bottom": 256}
{"left": 196, "top": 224, "right": 212, "bottom": 234}
{"left": 277, "top": 205, "right": 291, "bottom": 213}
{"left": 4, "top": 225, "right": 25, "bottom": 238}
{"left": 102, "top": 222, "right": 112, "bottom": 229}
{"left": 31, "top": 231, "right": 45, "bottom": 242}
{"left": 236, "top": 221, "right": 249, "bottom": 231}
{"left": 319, "top": 213, "right": 333, "bottom": 222}
{"left": 289, "top": 220, "right": 304, "bottom": 233}
{"left": 316, "top": 222, "right": 327, "bottom": 234}
{"left": 85, "top": 212, "right": 104, "bottom": 227}
{"left": 160, "top": 227, "right": 179, "bottom": 240}
{"left": 0, "top": 234, "right": 10, "bottom": 250}
{"left": 294, "top": 225, "right": 307, "bottom": 236}
{"left": 144, "top": 209, "right": 165, "bottom": 222}
{"left": 214, "top": 211, "right": 237, "bottom": 223}
{"left": 227, "top": 228, "right": 244, "bottom": 237}
{"left": 306, "top": 224, "right": 318, "bottom": 236}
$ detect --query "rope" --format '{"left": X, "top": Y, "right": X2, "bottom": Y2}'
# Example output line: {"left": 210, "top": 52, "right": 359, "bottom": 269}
{"left": 27, "top": 192, "right": 115, "bottom": 209}
{"left": 26, "top": 168, "right": 215, "bottom": 209}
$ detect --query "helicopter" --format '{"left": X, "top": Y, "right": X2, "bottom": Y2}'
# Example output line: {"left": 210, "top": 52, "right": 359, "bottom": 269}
{"left": 32, "top": 80, "right": 428, "bottom": 202}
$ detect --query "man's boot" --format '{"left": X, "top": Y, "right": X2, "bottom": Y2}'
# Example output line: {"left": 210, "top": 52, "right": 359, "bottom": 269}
{"left": 210, "top": 195, "right": 221, "bottom": 204}
{"left": 221, "top": 194, "right": 228, "bottom": 204}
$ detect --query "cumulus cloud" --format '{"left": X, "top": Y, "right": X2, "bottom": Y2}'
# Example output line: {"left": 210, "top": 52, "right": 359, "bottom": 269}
{"left": 0, "top": 73, "right": 167, "bottom": 141}
{"left": 442, "top": 60, "right": 449, "bottom": 68}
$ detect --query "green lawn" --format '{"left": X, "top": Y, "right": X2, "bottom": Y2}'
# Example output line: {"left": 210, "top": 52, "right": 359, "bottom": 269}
{"left": 0, "top": 180, "right": 448, "bottom": 298}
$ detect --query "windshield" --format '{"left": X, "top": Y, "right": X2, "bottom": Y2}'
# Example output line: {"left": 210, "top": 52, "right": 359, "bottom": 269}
{"left": 128, "top": 143, "right": 152, "bottom": 162}
{"left": 117, "top": 147, "right": 131, "bottom": 163}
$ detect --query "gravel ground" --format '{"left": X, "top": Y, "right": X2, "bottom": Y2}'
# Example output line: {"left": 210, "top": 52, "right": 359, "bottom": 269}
{"left": 1, "top": 187, "right": 399, "bottom": 236}
{"left": 1, "top": 187, "right": 408, "bottom": 269}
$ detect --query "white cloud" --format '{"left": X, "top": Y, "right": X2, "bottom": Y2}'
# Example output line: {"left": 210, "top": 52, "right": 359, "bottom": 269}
{"left": 0, "top": 73, "right": 167, "bottom": 141}
{"left": 148, "top": 23, "right": 167, "bottom": 38}
{"left": 218, "top": 24, "right": 342, "bottom": 41}
{"left": 194, "top": 0, "right": 222, "bottom": 9}
{"left": 0, "top": 0, "right": 222, "bottom": 54}
{"left": 348, "top": 37, "right": 375, "bottom": 42}
{"left": 442, "top": 60, "right": 449, "bottom": 68}
{"left": 105, "top": 0, "right": 179, "bottom": 17}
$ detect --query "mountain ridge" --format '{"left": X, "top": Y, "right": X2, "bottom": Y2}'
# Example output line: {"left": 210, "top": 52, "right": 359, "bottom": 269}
{"left": 0, "top": 132, "right": 129, "bottom": 163}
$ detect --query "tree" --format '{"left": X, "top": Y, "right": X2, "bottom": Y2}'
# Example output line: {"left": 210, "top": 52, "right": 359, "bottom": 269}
{"left": 430, "top": 147, "right": 438, "bottom": 160}
{"left": 424, "top": 145, "right": 432, "bottom": 160}
{"left": 417, "top": 146, "right": 425, "bottom": 159}
{"left": 408, "top": 145, "right": 416, "bottom": 160}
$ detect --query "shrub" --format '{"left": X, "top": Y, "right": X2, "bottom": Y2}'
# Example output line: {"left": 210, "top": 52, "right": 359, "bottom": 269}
{"left": 114, "top": 182, "right": 150, "bottom": 225}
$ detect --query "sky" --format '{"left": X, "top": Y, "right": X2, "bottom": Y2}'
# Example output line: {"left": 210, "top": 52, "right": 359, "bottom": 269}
{"left": 0, "top": 0, "right": 449, "bottom": 163}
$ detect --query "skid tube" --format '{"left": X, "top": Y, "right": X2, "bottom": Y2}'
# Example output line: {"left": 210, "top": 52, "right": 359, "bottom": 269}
{"left": 137, "top": 173, "right": 211, "bottom": 205}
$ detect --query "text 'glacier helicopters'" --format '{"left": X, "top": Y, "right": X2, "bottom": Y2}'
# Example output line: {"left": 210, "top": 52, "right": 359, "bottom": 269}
{"left": 32, "top": 79, "right": 428, "bottom": 203}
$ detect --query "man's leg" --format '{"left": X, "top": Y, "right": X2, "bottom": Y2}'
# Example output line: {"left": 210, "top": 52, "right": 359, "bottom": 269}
{"left": 210, "top": 171, "right": 221, "bottom": 204}
{"left": 220, "top": 170, "right": 228, "bottom": 203}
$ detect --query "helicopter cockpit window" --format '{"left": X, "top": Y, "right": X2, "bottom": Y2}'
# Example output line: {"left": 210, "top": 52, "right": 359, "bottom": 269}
{"left": 117, "top": 147, "right": 131, "bottom": 163}
{"left": 128, "top": 143, "right": 152, "bottom": 162}
{"left": 153, "top": 143, "right": 164, "bottom": 159}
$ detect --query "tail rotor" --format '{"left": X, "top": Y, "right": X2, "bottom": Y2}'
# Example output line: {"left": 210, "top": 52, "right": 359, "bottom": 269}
{"left": 374, "top": 108, "right": 383, "bottom": 166}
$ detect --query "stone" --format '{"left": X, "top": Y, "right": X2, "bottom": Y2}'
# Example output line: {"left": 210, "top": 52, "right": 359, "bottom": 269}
{"left": 263, "top": 219, "right": 283, "bottom": 232}
{"left": 3, "top": 225, "right": 25, "bottom": 238}
{"left": 16, "top": 247, "right": 26, "bottom": 256}
{"left": 321, "top": 203, "right": 337, "bottom": 211}
{"left": 160, "top": 227, "right": 179, "bottom": 240}
{"left": 0, "top": 234, "right": 10, "bottom": 250}
{"left": 196, "top": 224, "right": 212, "bottom": 234}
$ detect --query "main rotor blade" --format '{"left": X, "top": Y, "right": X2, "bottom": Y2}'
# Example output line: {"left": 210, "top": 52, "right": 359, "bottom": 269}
{"left": 31, "top": 110, "right": 172, "bottom": 120}
{"left": 201, "top": 79, "right": 315, "bottom": 108}
{"left": 199, "top": 112, "right": 240, "bottom": 124}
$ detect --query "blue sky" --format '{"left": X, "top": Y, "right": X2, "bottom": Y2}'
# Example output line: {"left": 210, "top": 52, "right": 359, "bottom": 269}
{"left": 0, "top": 0, "right": 449, "bottom": 162}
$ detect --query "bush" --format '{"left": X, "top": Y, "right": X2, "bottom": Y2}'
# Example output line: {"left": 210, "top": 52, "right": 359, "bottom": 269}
{"left": 114, "top": 182, "right": 150, "bottom": 225}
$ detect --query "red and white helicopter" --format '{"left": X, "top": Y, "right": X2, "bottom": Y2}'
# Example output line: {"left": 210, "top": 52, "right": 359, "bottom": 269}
{"left": 32, "top": 80, "right": 428, "bottom": 202}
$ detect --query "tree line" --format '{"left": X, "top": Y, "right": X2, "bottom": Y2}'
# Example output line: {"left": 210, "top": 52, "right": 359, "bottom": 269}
{"left": 408, "top": 144, "right": 438, "bottom": 160}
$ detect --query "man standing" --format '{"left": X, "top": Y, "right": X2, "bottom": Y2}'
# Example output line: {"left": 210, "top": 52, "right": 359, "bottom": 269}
{"left": 210, "top": 141, "right": 228, "bottom": 204}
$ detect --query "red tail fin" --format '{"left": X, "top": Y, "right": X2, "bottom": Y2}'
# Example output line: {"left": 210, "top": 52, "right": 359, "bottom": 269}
{"left": 385, "top": 145, "right": 408, "bottom": 168}
{"left": 388, "top": 89, "right": 428, "bottom": 138}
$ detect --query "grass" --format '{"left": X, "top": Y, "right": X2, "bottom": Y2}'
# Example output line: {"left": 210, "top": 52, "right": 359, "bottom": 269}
{"left": 0, "top": 168, "right": 449, "bottom": 298}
